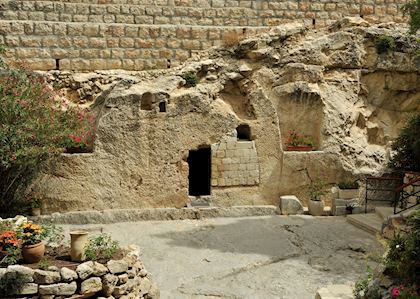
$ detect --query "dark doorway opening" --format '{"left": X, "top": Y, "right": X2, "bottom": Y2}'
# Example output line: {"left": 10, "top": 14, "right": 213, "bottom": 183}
{"left": 187, "top": 147, "right": 211, "bottom": 196}
{"left": 237, "top": 124, "right": 251, "bottom": 140}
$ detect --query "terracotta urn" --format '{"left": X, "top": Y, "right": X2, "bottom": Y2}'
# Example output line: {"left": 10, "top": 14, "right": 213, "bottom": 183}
{"left": 31, "top": 208, "right": 41, "bottom": 216}
{"left": 22, "top": 242, "right": 45, "bottom": 263}
{"left": 308, "top": 200, "right": 324, "bottom": 216}
{"left": 70, "top": 230, "right": 89, "bottom": 262}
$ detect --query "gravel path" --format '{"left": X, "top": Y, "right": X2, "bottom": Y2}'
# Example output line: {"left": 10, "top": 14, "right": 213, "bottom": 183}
{"left": 62, "top": 215, "right": 383, "bottom": 299}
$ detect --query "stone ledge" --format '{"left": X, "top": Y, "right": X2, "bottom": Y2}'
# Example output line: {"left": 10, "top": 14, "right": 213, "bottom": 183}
{"left": 31, "top": 206, "right": 279, "bottom": 224}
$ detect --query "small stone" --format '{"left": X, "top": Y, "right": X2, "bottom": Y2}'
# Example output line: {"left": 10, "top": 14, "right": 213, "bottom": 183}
{"left": 102, "top": 273, "right": 118, "bottom": 296}
{"left": 118, "top": 273, "right": 129, "bottom": 284}
{"left": 107, "top": 260, "right": 129, "bottom": 274}
{"left": 139, "top": 269, "right": 148, "bottom": 277}
{"left": 146, "top": 281, "right": 160, "bottom": 299}
{"left": 88, "top": 261, "right": 109, "bottom": 276}
{"left": 60, "top": 267, "right": 78, "bottom": 282}
{"left": 226, "top": 72, "right": 243, "bottom": 81}
{"left": 139, "top": 277, "right": 152, "bottom": 296}
{"left": 280, "top": 195, "right": 304, "bottom": 215}
{"left": 239, "top": 63, "right": 252, "bottom": 74}
{"left": 47, "top": 266, "right": 59, "bottom": 272}
{"left": 34, "top": 269, "right": 61, "bottom": 284}
{"left": 206, "top": 74, "right": 217, "bottom": 81}
{"left": 81, "top": 277, "right": 103, "bottom": 294}
{"left": 76, "top": 261, "right": 94, "bottom": 279}
{"left": 126, "top": 269, "right": 136, "bottom": 278}
{"left": 39, "top": 282, "right": 77, "bottom": 295}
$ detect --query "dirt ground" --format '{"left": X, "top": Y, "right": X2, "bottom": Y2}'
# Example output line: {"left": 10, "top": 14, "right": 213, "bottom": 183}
{"left": 61, "top": 215, "right": 383, "bottom": 299}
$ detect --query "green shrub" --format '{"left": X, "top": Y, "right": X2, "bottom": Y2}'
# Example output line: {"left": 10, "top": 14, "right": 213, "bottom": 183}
{"left": 308, "top": 180, "right": 327, "bottom": 201}
{"left": 388, "top": 113, "right": 420, "bottom": 172}
{"left": 38, "top": 257, "right": 50, "bottom": 270}
{"left": 85, "top": 233, "right": 119, "bottom": 261}
{"left": 181, "top": 71, "right": 198, "bottom": 87}
{"left": 338, "top": 181, "right": 359, "bottom": 189}
{"left": 375, "top": 35, "right": 396, "bottom": 54}
{"left": 0, "top": 271, "right": 25, "bottom": 295}
{"left": 384, "top": 210, "right": 420, "bottom": 283}
{"left": 403, "top": 0, "right": 420, "bottom": 34}
{"left": 0, "top": 46, "right": 96, "bottom": 217}
{"left": 354, "top": 265, "right": 374, "bottom": 299}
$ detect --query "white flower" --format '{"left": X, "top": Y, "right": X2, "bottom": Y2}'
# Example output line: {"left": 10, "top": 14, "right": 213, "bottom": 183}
{"left": 396, "top": 244, "right": 400, "bottom": 249}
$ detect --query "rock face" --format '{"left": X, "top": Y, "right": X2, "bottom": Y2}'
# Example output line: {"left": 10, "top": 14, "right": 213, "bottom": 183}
{"left": 34, "top": 19, "right": 419, "bottom": 212}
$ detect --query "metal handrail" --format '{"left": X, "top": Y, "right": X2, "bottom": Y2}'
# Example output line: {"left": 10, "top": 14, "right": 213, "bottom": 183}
{"left": 393, "top": 173, "right": 420, "bottom": 214}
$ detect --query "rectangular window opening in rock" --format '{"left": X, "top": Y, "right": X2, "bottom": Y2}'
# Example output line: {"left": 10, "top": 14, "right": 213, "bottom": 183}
{"left": 187, "top": 147, "right": 211, "bottom": 196}
{"left": 159, "top": 101, "right": 166, "bottom": 112}
{"left": 237, "top": 124, "right": 251, "bottom": 140}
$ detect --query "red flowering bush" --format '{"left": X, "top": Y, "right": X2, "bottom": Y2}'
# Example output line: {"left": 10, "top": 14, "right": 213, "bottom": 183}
{"left": 285, "top": 131, "right": 314, "bottom": 147}
{"left": 0, "top": 46, "right": 96, "bottom": 217}
{"left": 0, "top": 230, "right": 18, "bottom": 251}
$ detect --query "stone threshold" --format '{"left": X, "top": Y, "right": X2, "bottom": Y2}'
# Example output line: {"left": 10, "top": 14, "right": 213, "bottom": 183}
{"left": 31, "top": 205, "right": 279, "bottom": 224}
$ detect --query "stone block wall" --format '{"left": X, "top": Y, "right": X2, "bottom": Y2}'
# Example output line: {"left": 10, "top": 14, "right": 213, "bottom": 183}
{"left": 0, "top": 0, "right": 408, "bottom": 71}
{"left": 0, "top": 245, "right": 159, "bottom": 298}
{"left": 211, "top": 139, "right": 260, "bottom": 187}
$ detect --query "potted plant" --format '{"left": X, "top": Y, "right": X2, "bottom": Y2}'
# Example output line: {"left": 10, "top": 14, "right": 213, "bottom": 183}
{"left": 337, "top": 180, "right": 359, "bottom": 199}
{"left": 19, "top": 222, "right": 46, "bottom": 263}
{"left": 285, "top": 131, "right": 315, "bottom": 151}
{"left": 308, "top": 180, "right": 327, "bottom": 216}
{"left": 31, "top": 198, "right": 42, "bottom": 216}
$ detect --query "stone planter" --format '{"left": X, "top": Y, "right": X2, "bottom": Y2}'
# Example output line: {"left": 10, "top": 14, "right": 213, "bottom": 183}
{"left": 286, "top": 146, "right": 314, "bottom": 151}
{"left": 338, "top": 188, "right": 359, "bottom": 199}
{"left": 0, "top": 245, "right": 160, "bottom": 298}
{"left": 22, "top": 242, "right": 45, "bottom": 263}
{"left": 70, "top": 231, "right": 89, "bottom": 262}
{"left": 308, "top": 200, "right": 324, "bottom": 216}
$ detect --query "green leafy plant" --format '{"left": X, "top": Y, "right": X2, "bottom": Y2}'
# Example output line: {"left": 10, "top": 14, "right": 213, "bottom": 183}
{"left": 0, "top": 245, "right": 20, "bottom": 266}
{"left": 403, "top": 0, "right": 420, "bottom": 34}
{"left": 181, "top": 71, "right": 198, "bottom": 88}
{"left": 31, "top": 198, "right": 42, "bottom": 209}
{"left": 0, "top": 270, "right": 25, "bottom": 295}
{"left": 375, "top": 35, "right": 396, "bottom": 54}
{"left": 84, "top": 233, "right": 119, "bottom": 262}
{"left": 354, "top": 264, "right": 374, "bottom": 299}
{"left": 384, "top": 210, "right": 420, "bottom": 284}
{"left": 308, "top": 179, "right": 327, "bottom": 201}
{"left": 338, "top": 181, "right": 359, "bottom": 189}
{"left": 388, "top": 113, "right": 420, "bottom": 172}
{"left": 0, "top": 46, "right": 96, "bottom": 217}
{"left": 286, "top": 131, "right": 314, "bottom": 147}
{"left": 38, "top": 257, "right": 50, "bottom": 270}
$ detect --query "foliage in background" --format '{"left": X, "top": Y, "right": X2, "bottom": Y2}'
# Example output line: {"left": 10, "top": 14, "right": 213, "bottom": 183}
{"left": 0, "top": 45, "right": 95, "bottom": 217}
{"left": 375, "top": 35, "right": 396, "bottom": 54}
{"left": 338, "top": 180, "right": 359, "bottom": 189}
{"left": 384, "top": 210, "right": 420, "bottom": 284}
{"left": 285, "top": 131, "right": 314, "bottom": 147}
{"left": 181, "top": 71, "right": 198, "bottom": 87}
{"left": 85, "top": 233, "right": 119, "bottom": 262}
{"left": 308, "top": 180, "right": 327, "bottom": 201}
{"left": 403, "top": 0, "right": 420, "bottom": 34}
{"left": 354, "top": 265, "right": 375, "bottom": 299}
{"left": 388, "top": 114, "right": 420, "bottom": 172}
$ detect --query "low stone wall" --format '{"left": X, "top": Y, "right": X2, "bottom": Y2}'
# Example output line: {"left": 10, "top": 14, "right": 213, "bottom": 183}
{"left": 0, "top": 245, "right": 159, "bottom": 298}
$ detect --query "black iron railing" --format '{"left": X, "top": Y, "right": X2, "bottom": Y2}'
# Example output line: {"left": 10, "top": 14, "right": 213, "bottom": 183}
{"left": 365, "top": 176, "right": 403, "bottom": 213}
{"left": 393, "top": 173, "right": 420, "bottom": 214}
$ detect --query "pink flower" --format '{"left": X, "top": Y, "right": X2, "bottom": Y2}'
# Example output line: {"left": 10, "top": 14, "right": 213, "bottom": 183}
{"left": 392, "top": 287, "right": 400, "bottom": 298}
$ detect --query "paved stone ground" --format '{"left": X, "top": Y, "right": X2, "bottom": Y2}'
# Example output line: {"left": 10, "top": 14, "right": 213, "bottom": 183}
{"left": 62, "top": 215, "right": 383, "bottom": 299}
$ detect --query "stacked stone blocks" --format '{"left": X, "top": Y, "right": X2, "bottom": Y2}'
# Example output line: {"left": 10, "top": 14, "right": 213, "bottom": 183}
{"left": 211, "top": 139, "right": 260, "bottom": 187}
{"left": 0, "top": 0, "right": 409, "bottom": 71}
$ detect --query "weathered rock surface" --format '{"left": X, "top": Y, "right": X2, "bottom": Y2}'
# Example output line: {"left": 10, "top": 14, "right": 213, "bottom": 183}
{"left": 34, "top": 269, "right": 61, "bottom": 284}
{"left": 60, "top": 267, "right": 78, "bottom": 282}
{"left": 280, "top": 195, "right": 304, "bottom": 215}
{"left": 38, "top": 282, "right": 77, "bottom": 295}
{"left": 80, "top": 277, "right": 103, "bottom": 294}
{"left": 33, "top": 19, "right": 419, "bottom": 212}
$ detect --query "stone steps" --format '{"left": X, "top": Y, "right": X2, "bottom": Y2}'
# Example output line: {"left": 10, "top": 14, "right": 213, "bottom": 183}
{"left": 347, "top": 213, "right": 383, "bottom": 235}
{"left": 0, "top": 19, "right": 268, "bottom": 70}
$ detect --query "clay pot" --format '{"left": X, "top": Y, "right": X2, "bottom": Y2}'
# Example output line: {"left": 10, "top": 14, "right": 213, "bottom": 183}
{"left": 70, "top": 230, "right": 89, "bottom": 262}
{"left": 31, "top": 208, "right": 41, "bottom": 216}
{"left": 308, "top": 200, "right": 324, "bottom": 216}
{"left": 22, "top": 242, "right": 45, "bottom": 263}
